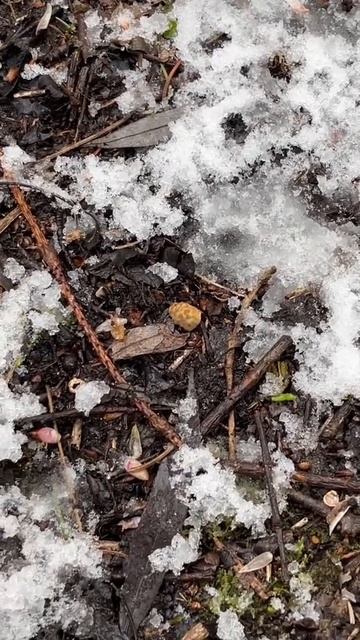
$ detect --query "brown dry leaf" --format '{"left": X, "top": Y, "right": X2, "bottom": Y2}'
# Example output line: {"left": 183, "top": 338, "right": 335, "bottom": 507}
{"left": 238, "top": 551, "right": 273, "bottom": 574}
{"left": 129, "top": 424, "right": 142, "bottom": 459}
{"left": 111, "top": 323, "right": 188, "bottom": 360}
{"left": 125, "top": 458, "right": 149, "bottom": 482}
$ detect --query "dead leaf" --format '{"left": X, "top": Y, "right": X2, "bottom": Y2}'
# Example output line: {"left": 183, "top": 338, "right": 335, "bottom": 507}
{"left": 327, "top": 499, "right": 353, "bottom": 535}
{"left": 125, "top": 458, "right": 149, "bottom": 482}
{"left": 238, "top": 551, "right": 273, "bottom": 574}
{"left": 129, "top": 424, "right": 142, "bottom": 459}
{"left": 89, "top": 107, "right": 184, "bottom": 149}
{"left": 111, "top": 324, "right": 188, "bottom": 360}
{"left": 36, "top": 3, "right": 52, "bottom": 34}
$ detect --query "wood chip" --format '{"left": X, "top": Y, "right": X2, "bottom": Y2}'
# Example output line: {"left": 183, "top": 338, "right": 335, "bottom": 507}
{"left": 111, "top": 323, "right": 188, "bottom": 360}
{"left": 327, "top": 499, "right": 353, "bottom": 535}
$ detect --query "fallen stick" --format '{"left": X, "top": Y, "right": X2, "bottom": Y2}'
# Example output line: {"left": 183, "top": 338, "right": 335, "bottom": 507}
{"left": 4, "top": 178, "right": 182, "bottom": 448}
{"left": 255, "top": 409, "right": 288, "bottom": 582}
{"left": 225, "top": 266, "right": 276, "bottom": 460}
{"left": 200, "top": 335, "right": 293, "bottom": 435}
{"left": 234, "top": 462, "right": 360, "bottom": 495}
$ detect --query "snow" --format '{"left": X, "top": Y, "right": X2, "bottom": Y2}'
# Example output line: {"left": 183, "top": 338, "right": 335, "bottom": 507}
{"left": 217, "top": 610, "right": 247, "bottom": 640}
{"left": 149, "top": 440, "right": 294, "bottom": 575}
{"left": 0, "top": 485, "right": 102, "bottom": 640}
{"left": 0, "top": 380, "right": 43, "bottom": 462}
{"left": 74, "top": 380, "right": 110, "bottom": 416}
{"left": 0, "top": 269, "right": 62, "bottom": 373}
{"left": 147, "top": 261, "right": 179, "bottom": 283}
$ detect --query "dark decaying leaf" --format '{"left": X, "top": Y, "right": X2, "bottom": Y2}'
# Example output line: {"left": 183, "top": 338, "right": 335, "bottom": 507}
{"left": 119, "top": 461, "right": 188, "bottom": 636}
{"left": 111, "top": 324, "right": 188, "bottom": 360}
{"left": 88, "top": 107, "right": 184, "bottom": 149}
{"left": 119, "top": 373, "right": 200, "bottom": 636}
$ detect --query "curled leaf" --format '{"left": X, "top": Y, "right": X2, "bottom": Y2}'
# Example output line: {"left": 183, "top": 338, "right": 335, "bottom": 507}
{"left": 323, "top": 490, "right": 340, "bottom": 508}
{"left": 31, "top": 427, "right": 61, "bottom": 444}
{"left": 125, "top": 458, "right": 149, "bottom": 482}
{"left": 129, "top": 424, "right": 142, "bottom": 459}
{"left": 238, "top": 551, "right": 273, "bottom": 574}
{"left": 327, "top": 499, "right": 353, "bottom": 535}
{"left": 68, "top": 377, "right": 84, "bottom": 393}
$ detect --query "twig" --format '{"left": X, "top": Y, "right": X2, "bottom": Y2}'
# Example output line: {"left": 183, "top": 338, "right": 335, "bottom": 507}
{"left": 162, "top": 59, "right": 182, "bottom": 101}
{"left": 255, "top": 410, "right": 288, "bottom": 582}
{"left": 4, "top": 179, "right": 182, "bottom": 448}
{"left": 37, "top": 115, "right": 130, "bottom": 163}
{"left": 234, "top": 462, "right": 360, "bottom": 495}
{"left": 196, "top": 274, "right": 246, "bottom": 298}
{"left": 319, "top": 399, "right": 353, "bottom": 440}
{"left": 225, "top": 267, "right": 276, "bottom": 460}
{"left": 200, "top": 335, "right": 293, "bottom": 435}
{"left": 16, "top": 405, "right": 136, "bottom": 427}
{"left": 0, "top": 207, "right": 20, "bottom": 235}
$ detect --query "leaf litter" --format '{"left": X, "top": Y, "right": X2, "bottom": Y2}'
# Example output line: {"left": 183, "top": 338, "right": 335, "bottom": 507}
{"left": 2, "top": 0, "right": 360, "bottom": 639}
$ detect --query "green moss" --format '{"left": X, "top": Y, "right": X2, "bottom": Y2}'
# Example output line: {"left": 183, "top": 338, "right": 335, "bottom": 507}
{"left": 309, "top": 555, "right": 341, "bottom": 595}
{"left": 208, "top": 569, "right": 253, "bottom": 615}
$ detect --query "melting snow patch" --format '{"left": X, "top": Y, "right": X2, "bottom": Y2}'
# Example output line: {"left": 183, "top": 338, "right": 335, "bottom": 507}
{"left": 217, "top": 610, "right": 247, "bottom": 640}
{"left": 74, "top": 381, "right": 110, "bottom": 416}
{"left": 0, "top": 486, "right": 102, "bottom": 640}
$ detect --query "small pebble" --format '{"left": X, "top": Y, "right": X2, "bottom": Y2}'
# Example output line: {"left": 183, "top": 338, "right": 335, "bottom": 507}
{"left": 298, "top": 461, "right": 311, "bottom": 471}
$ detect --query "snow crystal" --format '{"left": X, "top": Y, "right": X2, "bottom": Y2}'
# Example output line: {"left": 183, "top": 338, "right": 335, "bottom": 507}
{"left": 147, "top": 262, "right": 178, "bottom": 283}
{"left": 0, "top": 486, "right": 102, "bottom": 640}
{"left": 289, "top": 572, "right": 320, "bottom": 623}
{"left": 74, "top": 381, "right": 110, "bottom": 416}
{"left": 116, "top": 69, "right": 158, "bottom": 115}
{"left": 21, "top": 62, "right": 67, "bottom": 85}
{"left": 170, "top": 444, "right": 270, "bottom": 533}
{"left": 0, "top": 380, "right": 43, "bottom": 462}
{"left": 0, "top": 270, "right": 62, "bottom": 373}
{"left": 217, "top": 610, "right": 246, "bottom": 640}
{"left": 280, "top": 410, "right": 319, "bottom": 454}
{"left": 149, "top": 530, "right": 200, "bottom": 575}
{"left": 4, "top": 259, "right": 25, "bottom": 283}
{"left": 227, "top": 296, "right": 241, "bottom": 311}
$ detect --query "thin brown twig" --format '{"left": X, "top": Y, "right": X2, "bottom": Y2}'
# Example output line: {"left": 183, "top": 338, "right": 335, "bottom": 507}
{"left": 162, "top": 59, "right": 182, "bottom": 101}
{"left": 225, "top": 267, "right": 276, "bottom": 460}
{"left": 255, "top": 409, "right": 288, "bottom": 582}
{"left": 4, "top": 178, "right": 182, "bottom": 448}
{"left": 200, "top": 335, "right": 293, "bottom": 435}
{"left": 0, "top": 207, "right": 20, "bottom": 235}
